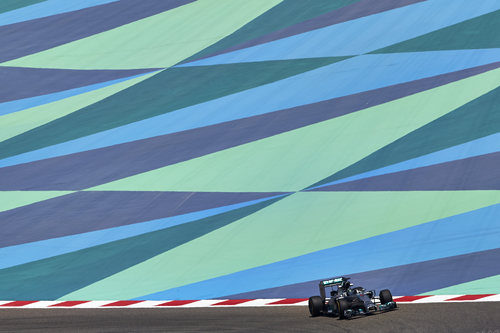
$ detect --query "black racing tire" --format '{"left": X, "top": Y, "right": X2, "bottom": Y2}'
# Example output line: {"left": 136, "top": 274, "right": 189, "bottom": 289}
{"left": 379, "top": 289, "right": 393, "bottom": 304}
{"left": 337, "top": 298, "right": 350, "bottom": 319}
{"left": 308, "top": 296, "right": 324, "bottom": 317}
{"left": 330, "top": 299, "right": 339, "bottom": 317}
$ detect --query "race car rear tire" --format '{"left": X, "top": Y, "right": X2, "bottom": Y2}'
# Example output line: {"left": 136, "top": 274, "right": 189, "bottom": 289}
{"left": 379, "top": 289, "right": 393, "bottom": 304}
{"left": 308, "top": 296, "right": 324, "bottom": 317}
{"left": 337, "top": 299, "right": 350, "bottom": 319}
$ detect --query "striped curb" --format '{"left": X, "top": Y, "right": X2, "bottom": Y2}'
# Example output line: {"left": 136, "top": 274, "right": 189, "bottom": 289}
{"left": 0, "top": 295, "right": 499, "bottom": 308}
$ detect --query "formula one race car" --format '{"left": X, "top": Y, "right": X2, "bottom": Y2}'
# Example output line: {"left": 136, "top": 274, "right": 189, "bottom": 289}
{"left": 308, "top": 277, "right": 397, "bottom": 319}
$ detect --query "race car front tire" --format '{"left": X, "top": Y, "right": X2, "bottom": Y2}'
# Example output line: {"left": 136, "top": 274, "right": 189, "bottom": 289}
{"left": 308, "top": 296, "right": 324, "bottom": 317}
{"left": 379, "top": 289, "right": 393, "bottom": 304}
{"left": 330, "top": 298, "right": 339, "bottom": 317}
{"left": 337, "top": 299, "right": 350, "bottom": 319}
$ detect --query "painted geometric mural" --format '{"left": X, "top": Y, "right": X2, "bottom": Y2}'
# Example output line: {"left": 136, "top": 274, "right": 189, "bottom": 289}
{"left": 0, "top": 0, "right": 499, "bottom": 301}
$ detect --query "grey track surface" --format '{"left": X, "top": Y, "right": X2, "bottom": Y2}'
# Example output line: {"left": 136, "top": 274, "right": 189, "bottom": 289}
{"left": 0, "top": 303, "right": 499, "bottom": 332}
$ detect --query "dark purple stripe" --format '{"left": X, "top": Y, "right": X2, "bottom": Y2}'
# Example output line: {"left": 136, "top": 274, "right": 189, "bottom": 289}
{"left": 313, "top": 152, "right": 500, "bottom": 191}
{"left": 0, "top": 0, "right": 194, "bottom": 63}
{"left": 190, "top": 0, "right": 425, "bottom": 63}
{"left": 1, "top": 62, "right": 499, "bottom": 191}
{"left": 0, "top": 67, "right": 157, "bottom": 103}
{"left": 0, "top": 191, "right": 284, "bottom": 248}
{"left": 223, "top": 247, "right": 500, "bottom": 298}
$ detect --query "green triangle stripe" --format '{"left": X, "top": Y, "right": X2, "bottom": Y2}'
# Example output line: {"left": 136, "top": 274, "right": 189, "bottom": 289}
{"left": 0, "top": 72, "right": 157, "bottom": 143}
{"left": 0, "top": 0, "right": 45, "bottom": 14}
{"left": 0, "top": 191, "right": 73, "bottom": 213}
{"left": 0, "top": 196, "right": 283, "bottom": 300}
{"left": 372, "top": 9, "right": 500, "bottom": 53}
{"left": 2, "top": 0, "right": 281, "bottom": 69}
{"left": 0, "top": 57, "right": 349, "bottom": 161}
{"left": 62, "top": 191, "right": 500, "bottom": 300}
{"left": 312, "top": 82, "right": 500, "bottom": 188}
{"left": 184, "top": 0, "right": 360, "bottom": 63}
{"left": 91, "top": 67, "right": 500, "bottom": 193}
{"left": 420, "top": 274, "right": 500, "bottom": 295}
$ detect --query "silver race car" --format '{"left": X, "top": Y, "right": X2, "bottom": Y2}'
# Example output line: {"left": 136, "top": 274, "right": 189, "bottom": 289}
{"left": 308, "top": 277, "right": 397, "bottom": 319}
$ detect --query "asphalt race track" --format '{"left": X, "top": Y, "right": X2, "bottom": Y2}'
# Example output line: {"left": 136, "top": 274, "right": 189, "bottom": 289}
{"left": 0, "top": 303, "right": 499, "bottom": 332}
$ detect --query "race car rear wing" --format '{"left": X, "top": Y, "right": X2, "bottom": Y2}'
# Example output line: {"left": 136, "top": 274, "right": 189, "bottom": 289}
{"left": 318, "top": 277, "right": 350, "bottom": 299}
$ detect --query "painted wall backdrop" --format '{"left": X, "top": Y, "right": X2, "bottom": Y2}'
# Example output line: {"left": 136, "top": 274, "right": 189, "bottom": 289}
{"left": 0, "top": 0, "right": 499, "bottom": 301}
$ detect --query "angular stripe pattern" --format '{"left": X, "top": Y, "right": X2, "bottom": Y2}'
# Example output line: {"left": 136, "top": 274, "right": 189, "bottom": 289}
{"left": 0, "top": 0, "right": 499, "bottom": 301}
